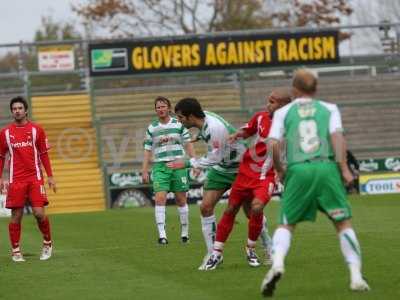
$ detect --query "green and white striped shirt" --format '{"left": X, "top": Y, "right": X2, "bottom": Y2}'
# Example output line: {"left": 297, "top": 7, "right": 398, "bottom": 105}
{"left": 189, "top": 111, "right": 245, "bottom": 173}
{"left": 144, "top": 117, "right": 191, "bottom": 162}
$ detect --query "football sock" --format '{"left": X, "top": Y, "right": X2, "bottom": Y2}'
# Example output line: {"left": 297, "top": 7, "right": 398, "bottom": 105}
{"left": 37, "top": 216, "right": 52, "bottom": 242}
{"left": 259, "top": 215, "right": 273, "bottom": 250}
{"left": 212, "top": 241, "right": 224, "bottom": 256}
{"left": 248, "top": 212, "right": 263, "bottom": 241}
{"left": 155, "top": 205, "right": 167, "bottom": 239}
{"left": 247, "top": 238, "right": 257, "bottom": 248}
{"left": 215, "top": 211, "right": 235, "bottom": 243}
{"left": 177, "top": 204, "right": 189, "bottom": 237}
{"left": 272, "top": 227, "right": 292, "bottom": 270}
{"left": 201, "top": 215, "right": 216, "bottom": 254}
{"left": 339, "top": 228, "right": 363, "bottom": 282}
{"left": 9, "top": 222, "right": 21, "bottom": 249}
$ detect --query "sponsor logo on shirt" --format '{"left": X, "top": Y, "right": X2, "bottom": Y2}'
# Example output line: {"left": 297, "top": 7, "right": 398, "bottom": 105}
{"left": 159, "top": 136, "right": 172, "bottom": 144}
{"left": 11, "top": 141, "right": 33, "bottom": 148}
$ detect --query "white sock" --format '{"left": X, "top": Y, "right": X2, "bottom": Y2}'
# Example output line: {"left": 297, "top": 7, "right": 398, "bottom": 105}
{"left": 212, "top": 241, "right": 224, "bottom": 256}
{"left": 260, "top": 215, "right": 273, "bottom": 251}
{"left": 177, "top": 204, "right": 189, "bottom": 237}
{"left": 247, "top": 238, "right": 257, "bottom": 248}
{"left": 201, "top": 215, "right": 216, "bottom": 254}
{"left": 272, "top": 227, "right": 292, "bottom": 270}
{"left": 339, "top": 228, "right": 363, "bottom": 282}
{"left": 155, "top": 205, "right": 167, "bottom": 239}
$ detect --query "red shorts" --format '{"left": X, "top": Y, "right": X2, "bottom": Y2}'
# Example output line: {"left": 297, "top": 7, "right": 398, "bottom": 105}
{"left": 229, "top": 173, "right": 275, "bottom": 207}
{"left": 6, "top": 180, "right": 48, "bottom": 208}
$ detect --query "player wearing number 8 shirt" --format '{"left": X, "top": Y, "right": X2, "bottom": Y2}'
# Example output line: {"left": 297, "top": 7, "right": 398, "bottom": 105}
{"left": 0, "top": 96, "right": 56, "bottom": 262}
{"left": 260, "top": 69, "right": 369, "bottom": 297}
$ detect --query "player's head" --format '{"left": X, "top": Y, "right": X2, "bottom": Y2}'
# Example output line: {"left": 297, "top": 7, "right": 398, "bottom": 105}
{"left": 174, "top": 97, "right": 205, "bottom": 128}
{"left": 154, "top": 96, "right": 171, "bottom": 119}
{"left": 266, "top": 88, "right": 292, "bottom": 115}
{"left": 10, "top": 96, "right": 28, "bottom": 121}
{"left": 292, "top": 68, "right": 318, "bottom": 98}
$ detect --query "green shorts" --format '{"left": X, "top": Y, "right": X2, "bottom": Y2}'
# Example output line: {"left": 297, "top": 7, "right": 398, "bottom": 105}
{"left": 151, "top": 162, "right": 189, "bottom": 193}
{"left": 279, "top": 161, "right": 352, "bottom": 225}
{"left": 204, "top": 168, "right": 237, "bottom": 191}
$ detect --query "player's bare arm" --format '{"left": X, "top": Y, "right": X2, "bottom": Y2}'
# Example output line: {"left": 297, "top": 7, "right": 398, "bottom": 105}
{"left": 40, "top": 151, "right": 56, "bottom": 192}
{"left": 0, "top": 156, "right": 5, "bottom": 193}
{"left": 47, "top": 176, "right": 57, "bottom": 193}
{"left": 184, "top": 140, "right": 196, "bottom": 159}
{"left": 184, "top": 142, "right": 201, "bottom": 177}
{"left": 331, "top": 132, "right": 354, "bottom": 186}
{"left": 228, "top": 129, "right": 251, "bottom": 144}
{"left": 269, "top": 138, "right": 285, "bottom": 182}
{"left": 141, "top": 150, "right": 152, "bottom": 183}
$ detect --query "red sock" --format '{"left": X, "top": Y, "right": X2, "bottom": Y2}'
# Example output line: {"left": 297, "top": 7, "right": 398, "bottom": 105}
{"left": 37, "top": 216, "right": 52, "bottom": 243}
{"left": 248, "top": 212, "right": 263, "bottom": 241}
{"left": 9, "top": 223, "right": 21, "bottom": 249}
{"left": 215, "top": 212, "right": 235, "bottom": 243}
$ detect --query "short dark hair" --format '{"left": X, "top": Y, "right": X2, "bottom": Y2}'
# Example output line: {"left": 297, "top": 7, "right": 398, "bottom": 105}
{"left": 10, "top": 96, "right": 28, "bottom": 111}
{"left": 174, "top": 98, "right": 205, "bottom": 118}
{"left": 154, "top": 96, "right": 171, "bottom": 109}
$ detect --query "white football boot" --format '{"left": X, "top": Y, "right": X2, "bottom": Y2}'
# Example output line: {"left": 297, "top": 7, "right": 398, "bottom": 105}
{"left": 12, "top": 248, "right": 26, "bottom": 262}
{"left": 40, "top": 242, "right": 53, "bottom": 260}
{"left": 350, "top": 278, "right": 370, "bottom": 292}
{"left": 204, "top": 253, "right": 223, "bottom": 271}
{"left": 246, "top": 246, "right": 261, "bottom": 267}
{"left": 198, "top": 253, "right": 211, "bottom": 270}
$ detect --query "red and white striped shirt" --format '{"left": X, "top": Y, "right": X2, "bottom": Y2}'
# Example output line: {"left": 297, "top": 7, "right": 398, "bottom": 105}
{"left": 0, "top": 121, "right": 50, "bottom": 183}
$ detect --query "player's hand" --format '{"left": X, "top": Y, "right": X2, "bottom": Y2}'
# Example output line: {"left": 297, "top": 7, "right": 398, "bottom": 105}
{"left": 167, "top": 160, "right": 185, "bottom": 169}
{"left": 48, "top": 176, "right": 57, "bottom": 193}
{"left": 341, "top": 168, "right": 354, "bottom": 186}
{"left": 228, "top": 133, "right": 239, "bottom": 144}
{"left": 192, "top": 168, "right": 201, "bottom": 178}
{"left": 142, "top": 170, "right": 150, "bottom": 184}
{"left": 190, "top": 135, "right": 199, "bottom": 143}
{"left": 0, "top": 178, "right": 8, "bottom": 194}
{"left": 276, "top": 168, "right": 286, "bottom": 183}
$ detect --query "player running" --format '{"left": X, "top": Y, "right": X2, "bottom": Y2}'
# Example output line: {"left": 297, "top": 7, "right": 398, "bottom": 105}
{"left": 204, "top": 89, "right": 292, "bottom": 270}
{"left": 261, "top": 69, "right": 370, "bottom": 297}
{"left": 0, "top": 96, "right": 56, "bottom": 262}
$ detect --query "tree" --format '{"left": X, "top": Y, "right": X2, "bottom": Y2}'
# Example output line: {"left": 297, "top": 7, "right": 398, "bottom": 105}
{"left": 266, "top": 0, "right": 353, "bottom": 27}
{"left": 72, "top": 0, "right": 274, "bottom": 37}
{"left": 73, "top": 0, "right": 353, "bottom": 38}
{"left": 34, "top": 16, "right": 82, "bottom": 41}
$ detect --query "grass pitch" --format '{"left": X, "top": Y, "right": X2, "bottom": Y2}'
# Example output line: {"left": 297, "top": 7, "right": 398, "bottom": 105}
{"left": 0, "top": 194, "right": 399, "bottom": 299}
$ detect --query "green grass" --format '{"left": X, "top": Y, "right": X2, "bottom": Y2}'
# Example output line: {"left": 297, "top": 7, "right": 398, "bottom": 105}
{"left": 0, "top": 194, "right": 399, "bottom": 299}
